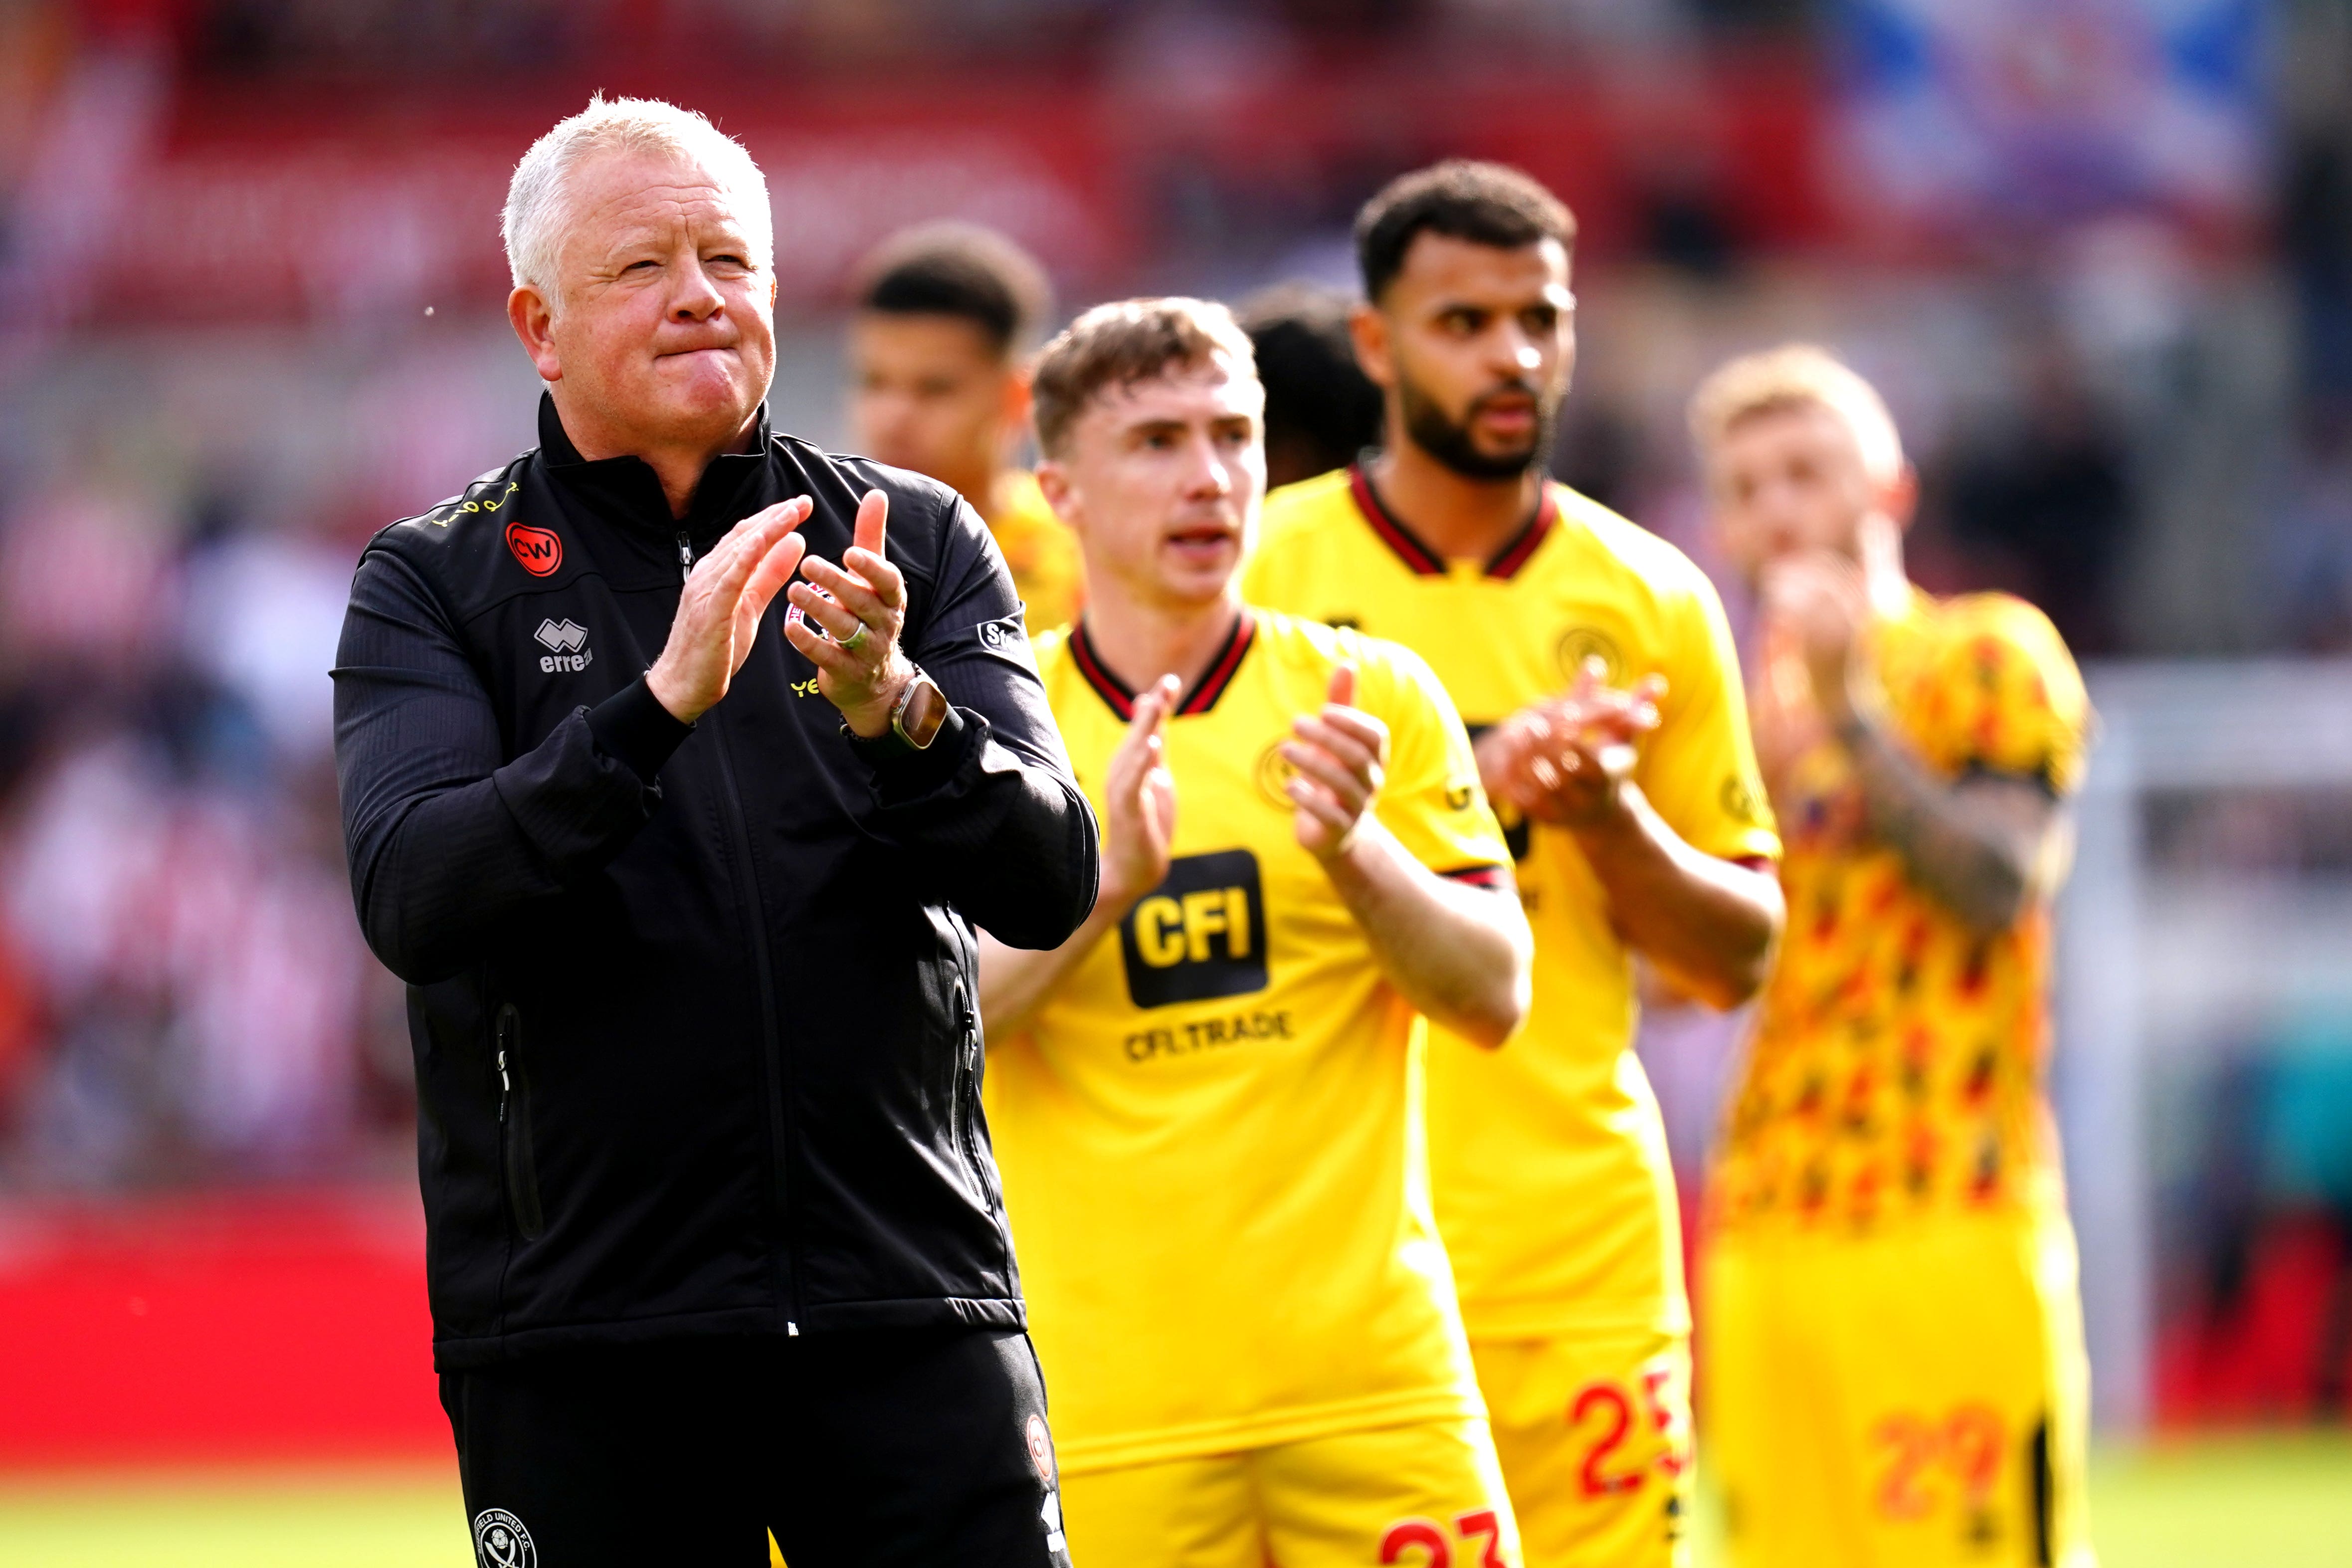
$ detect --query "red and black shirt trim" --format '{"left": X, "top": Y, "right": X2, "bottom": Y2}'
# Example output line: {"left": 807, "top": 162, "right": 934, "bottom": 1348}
{"left": 1069, "top": 610, "right": 1257, "bottom": 721}
{"left": 1346, "top": 465, "right": 1561, "bottom": 582}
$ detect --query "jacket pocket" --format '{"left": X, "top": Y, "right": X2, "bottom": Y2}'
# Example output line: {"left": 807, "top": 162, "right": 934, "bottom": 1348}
{"left": 495, "top": 1003, "right": 547, "bottom": 1242}
{"left": 949, "top": 980, "right": 992, "bottom": 1199}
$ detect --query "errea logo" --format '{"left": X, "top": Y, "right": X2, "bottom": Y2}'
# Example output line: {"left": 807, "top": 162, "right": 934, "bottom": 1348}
{"left": 533, "top": 618, "right": 593, "bottom": 673}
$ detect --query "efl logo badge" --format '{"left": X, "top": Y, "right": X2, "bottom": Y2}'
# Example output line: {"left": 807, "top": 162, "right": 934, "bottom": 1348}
{"left": 1119, "top": 849, "right": 1268, "bottom": 1008}
{"left": 505, "top": 521, "right": 563, "bottom": 577}
{"left": 471, "top": 1508, "right": 536, "bottom": 1568}
{"left": 533, "top": 618, "right": 593, "bottom": 673}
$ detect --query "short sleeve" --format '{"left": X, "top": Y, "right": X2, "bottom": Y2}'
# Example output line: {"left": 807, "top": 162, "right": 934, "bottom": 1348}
{"left": 1636, "top": 571, "right": 1781, "bottom": 865}
{"left": 1359, "top": 636, "right": 1514, "bottom": 882}
{"left": 1915, "top": 598, "right": 2092, "bottom": 796}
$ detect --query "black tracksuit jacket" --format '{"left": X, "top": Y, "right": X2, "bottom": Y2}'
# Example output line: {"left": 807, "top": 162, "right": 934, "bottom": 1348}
{"left": 333, "top": 396, "right": 1097, "bottom": 1370}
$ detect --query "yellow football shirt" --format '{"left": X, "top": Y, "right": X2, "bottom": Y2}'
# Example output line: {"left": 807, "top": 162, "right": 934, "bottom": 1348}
{"left": 986, "top": 608, "right": 1511, "bottom": 1474}
{"left": 1245, "top": 466, "right": 1779, "bottom": 1340}
{"left": 987, "top": 470, "right": 1085, "bottom": 635}
{"left": 1710, "top": 590, "right": 2090, "bottom": 1236}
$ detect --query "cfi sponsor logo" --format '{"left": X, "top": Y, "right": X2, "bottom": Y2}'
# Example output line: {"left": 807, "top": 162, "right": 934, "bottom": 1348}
{"left": 471, "top": 1508, "right": 536, "bottom": 1568}
{"left": 505, "top": 521, "right": 563, "bottom": 577}
{"left": 1118, "top": 849, "right": 1268, "bottom": 1009}
{"left": 533, "top": 618, "right": 593, "bottom": 673}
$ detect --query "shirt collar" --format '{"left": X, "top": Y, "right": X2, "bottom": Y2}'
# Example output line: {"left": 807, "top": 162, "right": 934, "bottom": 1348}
{"left": 1346, "top": 463, "right": 1561, "bottom": 581}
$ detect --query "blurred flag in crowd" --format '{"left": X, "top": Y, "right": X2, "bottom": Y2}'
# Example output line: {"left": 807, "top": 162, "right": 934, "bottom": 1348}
{"left": 1835, "top": 0, "right": 2268, "bottom": 233}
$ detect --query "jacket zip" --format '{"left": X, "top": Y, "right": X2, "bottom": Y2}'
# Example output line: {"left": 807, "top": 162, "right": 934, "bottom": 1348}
{"left": 951, "top": 980, "right": 985, "bottom": 1188}
{"left": 496, "top": 1003, "right": 545, "bottom": 1241}
{"left": 951, "top": 978, "right": 1012, "bottom": 1280}
{"left": 683, "top": 530, "right": 800, "bottom": 1334}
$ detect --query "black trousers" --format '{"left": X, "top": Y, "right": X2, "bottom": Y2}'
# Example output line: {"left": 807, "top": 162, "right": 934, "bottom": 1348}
{"left": 440, "top": 1328, "right": 1074, "bottom": 1568}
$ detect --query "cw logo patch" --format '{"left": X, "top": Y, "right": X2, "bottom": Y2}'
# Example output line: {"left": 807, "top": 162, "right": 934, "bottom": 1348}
{"left": 505, "top": 520, "right": 563, "bottom": 578}
{"left": 1119, "top": 849, "right": 1268, "bottom": 1008}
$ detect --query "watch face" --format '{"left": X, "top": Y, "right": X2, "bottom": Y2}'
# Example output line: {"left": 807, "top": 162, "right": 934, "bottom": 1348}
{"left": 900, "top": 677, "right": 949, "bottom": 748}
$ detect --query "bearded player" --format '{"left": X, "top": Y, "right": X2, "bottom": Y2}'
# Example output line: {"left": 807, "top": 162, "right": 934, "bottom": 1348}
{"left": 1691, "top": 345, "right": 2096, "bottom": 1568}
{"left": 847, "top": 222, "right": 1084, "bottom": 631}
{"left": 980, "top": 297, "right": 1536, "bottom": 1567}
{"left": 1245, "top": 162, "right": 1785, "bottom": 1567}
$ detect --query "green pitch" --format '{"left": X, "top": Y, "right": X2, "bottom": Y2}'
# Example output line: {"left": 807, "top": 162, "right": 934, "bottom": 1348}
{"left": 0, "top": 1434, "right": 2343, "bottom": 1567}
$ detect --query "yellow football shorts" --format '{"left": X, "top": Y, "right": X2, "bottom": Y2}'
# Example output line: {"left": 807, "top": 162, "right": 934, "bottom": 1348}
{"left": 1060, "top": 1414, "right": 1522, "bottom": 1568}
{"left": 1467, "top": 1329, "right": 1693, "bottom": 1568}
{"left": 1700, "top": 1209, "right": 2096, "bottom": 1568}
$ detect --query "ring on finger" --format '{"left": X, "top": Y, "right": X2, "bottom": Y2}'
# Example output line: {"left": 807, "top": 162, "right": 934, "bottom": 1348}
{"left": 840, "top": 622, "right": 869, "bottom": 652}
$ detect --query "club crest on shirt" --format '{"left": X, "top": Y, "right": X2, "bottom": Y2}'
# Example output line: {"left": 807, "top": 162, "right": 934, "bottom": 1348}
{"left": 1554, "top": 624, "right": 1625, "bottom": 685}
{"left": 1025, "top": 1413, "right": 1055, "bottom": 1484}
{"left": 1254, "top": 742, "right": 1301, "bottom": 812}
{"left": 471, "top": 1508, "right": 536, "bottom": 1568}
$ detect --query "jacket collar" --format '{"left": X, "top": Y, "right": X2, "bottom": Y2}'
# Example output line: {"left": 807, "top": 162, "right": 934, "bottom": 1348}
{"left": 537, "top": 392, "right": 779, "bottom": 544}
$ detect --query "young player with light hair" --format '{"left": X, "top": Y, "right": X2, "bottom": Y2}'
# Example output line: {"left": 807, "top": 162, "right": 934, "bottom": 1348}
{"left": 980, "top": 296, "right": 1537, "bottom": 1567}
{"left": 1691, "top": 343, "right": 2097, "bottom": 1568}
{"left": 1246, "top": 162, "right": 1785, "bottom": 1567}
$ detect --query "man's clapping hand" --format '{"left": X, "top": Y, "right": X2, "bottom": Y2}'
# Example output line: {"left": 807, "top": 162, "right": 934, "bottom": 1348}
{"left": 784, "top": 490, "right": 916, "bottom": 739}
{"left": 645, "top": 499, "right": 810, "bottom": 724}
{"left": 1281, "top": 664, "right": 1390, "bottom": 863}
{"left": 1098, "top": 675, "right": 1180, "bottom": 914}
{"left": 644, "top": 490, "right": 918, "bottom": 736}
{"left": 1476, "top": 657, "right": 1665, "bottom": 828}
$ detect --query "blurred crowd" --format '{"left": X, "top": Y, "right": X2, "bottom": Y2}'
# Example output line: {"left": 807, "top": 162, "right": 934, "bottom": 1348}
{"left": 0, "top": 0, "right": 2345, "bottom": 1250}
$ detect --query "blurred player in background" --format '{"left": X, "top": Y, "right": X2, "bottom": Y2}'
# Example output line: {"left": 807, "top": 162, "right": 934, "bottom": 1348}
{"left": 1247, "top": 162, "right": 1785, "bottom": 1567}
{"left": 1692, "top": 346, "right": 2096, "bottom": 1568}
{"left": 981, "top": 298, "right": 1535, "bottom": 1567}
{"left": 848, "top": 222, "right": 1084, "bottom": 631}
{"left": 1239, "top": 281, "right": 1385, "bottom": 489}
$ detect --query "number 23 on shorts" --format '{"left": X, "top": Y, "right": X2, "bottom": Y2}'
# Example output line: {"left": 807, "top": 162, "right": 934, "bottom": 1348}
{"left": 1571, "top": 1360, "right": 1691, "bottom": 1497}
{"left": 1379, "top": 1508, "right": 1507, "bottom": 1567}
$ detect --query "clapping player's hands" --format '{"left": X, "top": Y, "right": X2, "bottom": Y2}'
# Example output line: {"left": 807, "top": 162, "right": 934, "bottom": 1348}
{"left": 1100, "top": 674, "right": 1180, "bottom": 912}
{"left": 1483, "top": 657, "right": 1666, "bottom": 828}
{"left": 1759, "top": 512, "right": 1901, "bottom": 734}
{"left": 646, "top": 499, "right": 811, "bottom": 724}
{"left": 1282, "top": 664, "right": 1391, "bottom": 863}
{"left": 1760, "top": 549, "right": 1868, "bottom": 730}
{"left": 785, "top": 489, "right": 918, "bottom": 738}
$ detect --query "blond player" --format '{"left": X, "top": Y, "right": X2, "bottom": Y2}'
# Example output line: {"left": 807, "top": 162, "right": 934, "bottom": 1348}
{"left": 1691, "top": 345, "right": 2096, "bottom": 1568}
{"left": 1246, "top": 162, "right": 1785, "bottom": 1567}
{"left": 979, "top": 298, "right": 1536, "bottom": 1567}
{"left": 847, "top": 222, "right": 1084, "bottom": 631}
